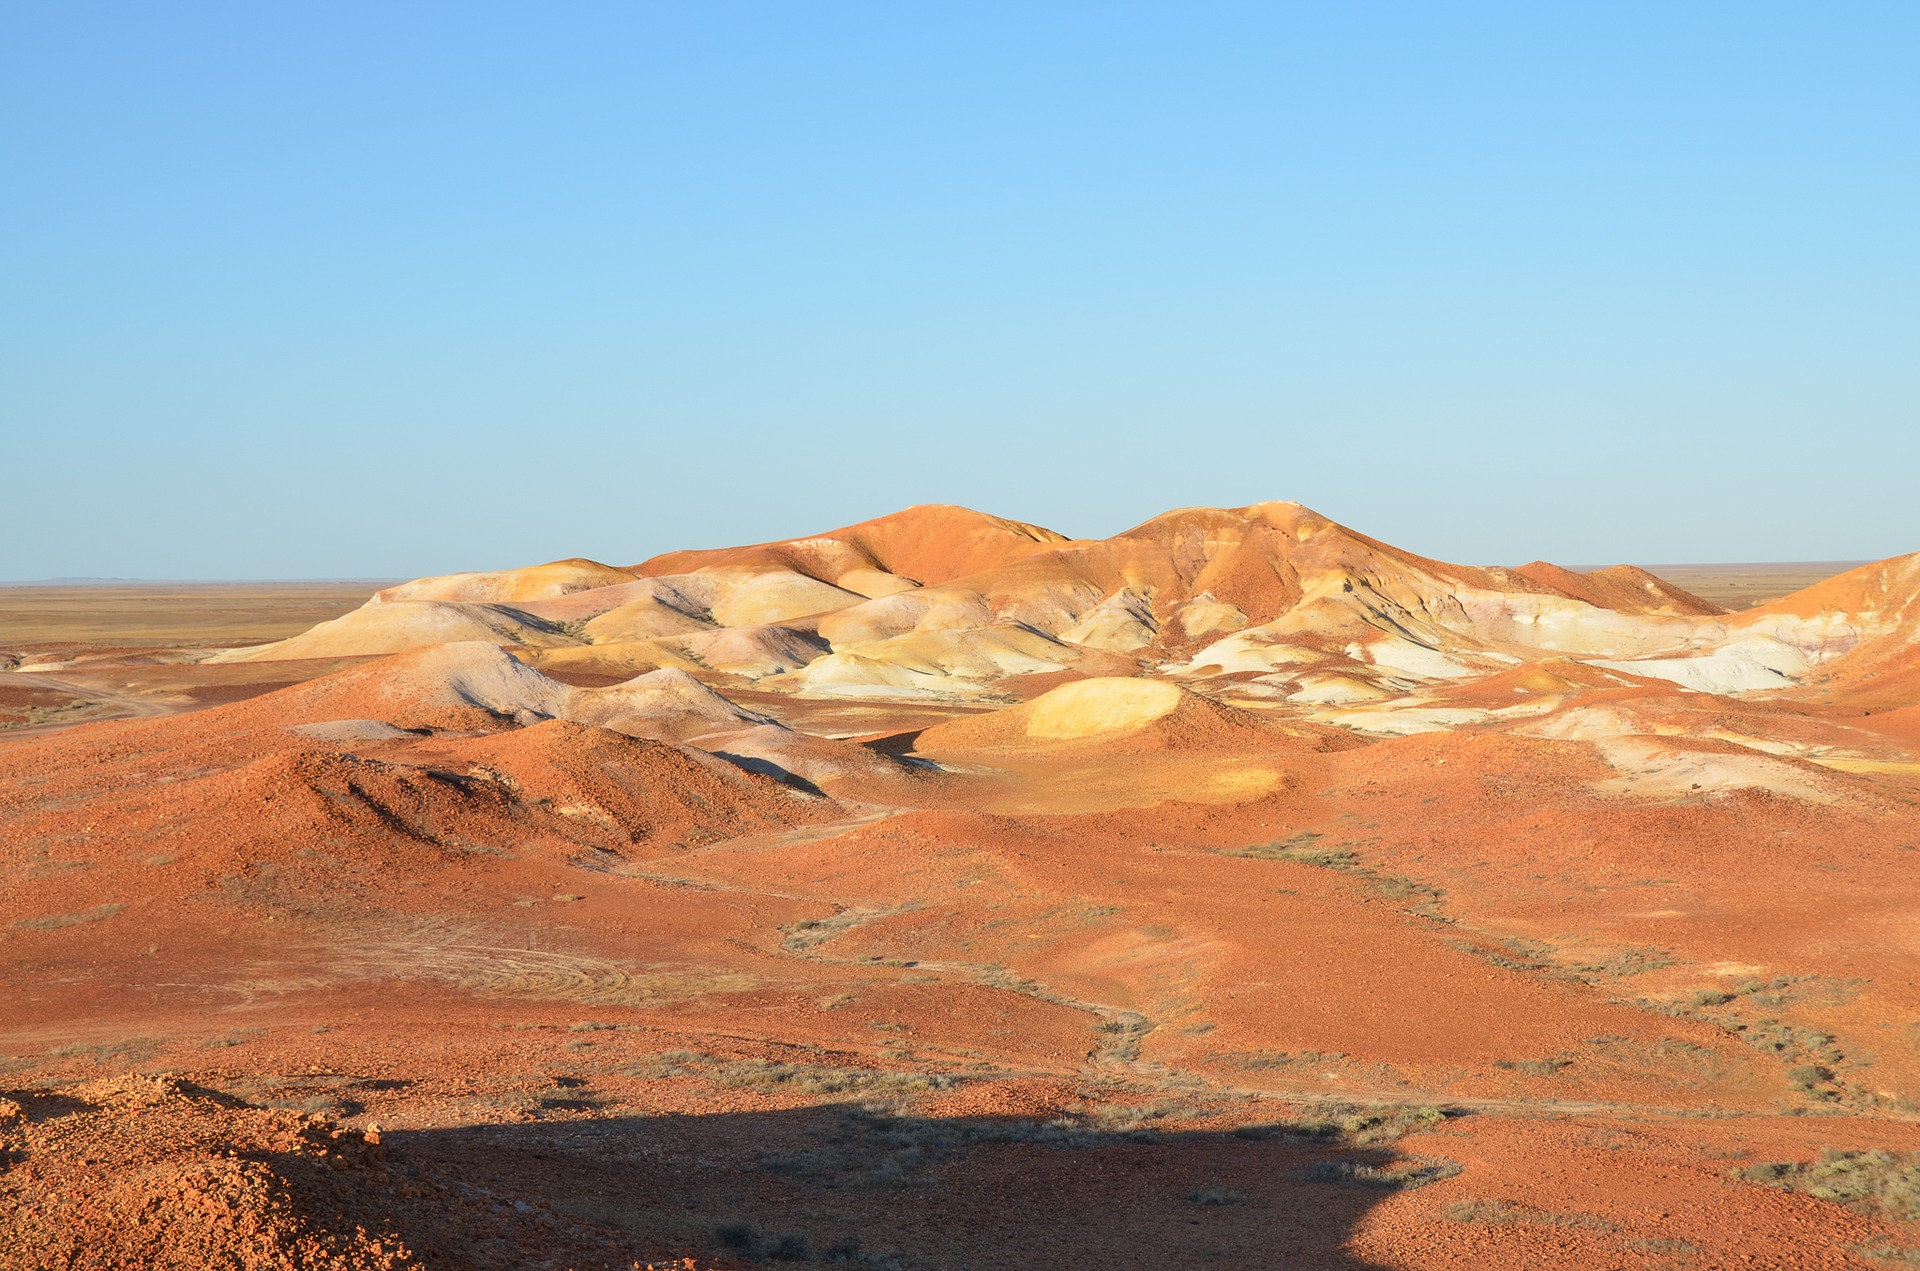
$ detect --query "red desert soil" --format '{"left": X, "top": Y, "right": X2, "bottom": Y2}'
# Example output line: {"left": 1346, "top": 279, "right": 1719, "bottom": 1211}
{"left": 4, "top": 506, "right": 1919, "bottom": 1269}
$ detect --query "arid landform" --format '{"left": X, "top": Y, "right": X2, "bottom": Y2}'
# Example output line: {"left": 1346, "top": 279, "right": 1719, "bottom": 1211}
{"left": 3, "top": 502, "right": 1918, "bottom": 1270}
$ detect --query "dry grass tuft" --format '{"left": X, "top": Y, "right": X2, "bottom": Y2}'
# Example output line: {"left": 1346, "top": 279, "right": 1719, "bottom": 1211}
{"left": 14, "top": 904, "right": 125, "bottom": 931}
{"left": 1746, "top": 1150, "right": 1920, "bottom": 1220}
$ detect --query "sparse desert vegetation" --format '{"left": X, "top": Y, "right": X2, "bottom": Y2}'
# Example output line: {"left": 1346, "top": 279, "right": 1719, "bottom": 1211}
{"left": 1747, "top": 1152, "right": 1920, "bottom": 1221}
{"left": 5, "top": 504, "right": 1920, "bottom": 1267}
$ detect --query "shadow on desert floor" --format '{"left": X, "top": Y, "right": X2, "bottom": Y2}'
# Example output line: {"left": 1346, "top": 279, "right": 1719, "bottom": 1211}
{"left": 389, "top": 1104, "right": 1411, "bottom": 1270}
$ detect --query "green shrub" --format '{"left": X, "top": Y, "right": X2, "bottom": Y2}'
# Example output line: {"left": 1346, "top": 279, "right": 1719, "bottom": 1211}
{"left": 1495, "top": 1057, "right": 1570, "bottom": 1077}
{"left": 1745, "top": 1151, "right": 1920, "bottom": 1219}
{"left": 1304, "top": 1155, "right": 1461, "bottom": 1189}
{"left": 711, "top": 1059, "right": 959, "bottom": 1097}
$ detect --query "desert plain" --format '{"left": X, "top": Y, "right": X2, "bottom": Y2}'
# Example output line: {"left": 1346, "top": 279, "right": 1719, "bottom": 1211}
{"left": 3, "top": 501, "right": 1919, "bottom": 1270}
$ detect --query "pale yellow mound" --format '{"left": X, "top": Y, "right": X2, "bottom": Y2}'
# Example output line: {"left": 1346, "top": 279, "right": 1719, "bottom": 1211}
{"left": 580, "top": 594, "right": 714, "bottom": 643}
{"left": 209, "top": 600, "right": 572, "bottom": 662}
{"left": 790, "top": 626, "right": 1081, "bottom": 698}
{"left": 916, "top": 675, "right": 1350, "bottom": 755}
{"left": 703, "top": 568, "right": 866, "bottom": 627}
{"left": 375, "top": 558, "right": 637, "bottom": 604}
{"left": 1024, "top": 677, "right": 1182, "bottom": 740}
{"left": 836, "top": 567, "right": 921, "bottom": 599}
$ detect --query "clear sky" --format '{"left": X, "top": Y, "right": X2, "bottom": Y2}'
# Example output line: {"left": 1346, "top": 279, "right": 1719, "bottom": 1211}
{"left": 3, "top": 3, "right": 1915, "bottom": 580}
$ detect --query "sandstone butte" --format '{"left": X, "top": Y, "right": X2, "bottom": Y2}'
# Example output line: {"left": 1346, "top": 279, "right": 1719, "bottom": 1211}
{"left": 4, "top": 500, "right": 1920, "bottom": 1270}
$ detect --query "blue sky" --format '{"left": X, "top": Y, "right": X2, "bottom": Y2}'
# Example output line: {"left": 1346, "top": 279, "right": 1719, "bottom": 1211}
{"left": 3, "top": 3, "right": 1915, "bottom": 579}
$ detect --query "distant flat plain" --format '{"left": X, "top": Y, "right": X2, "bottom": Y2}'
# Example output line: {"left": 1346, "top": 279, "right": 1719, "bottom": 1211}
{"left": 1631, "top": 561, "right": 1870, "bottom": 609}
{"left": 0, "top": 581, "right": 396, "bottom": 647}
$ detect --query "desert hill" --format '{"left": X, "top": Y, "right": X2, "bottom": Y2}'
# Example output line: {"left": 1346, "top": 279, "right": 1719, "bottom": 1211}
{"left": 1735, "top": 552, "right": 1920, "bottom": 708}
{"left": 372, "top": 557, "right": 640, "bottom": 605}
{"left": 207, "top": 599, "right": 573, "bottom": 663}
{"left": 1509, "top": 560, "right": 1723, "bottom": 616}
{"left": 630, "top": 503, "right": 1072, "bottom": 590}
{"left": 212, "top": 503, "right": 1920, "bottom": 718}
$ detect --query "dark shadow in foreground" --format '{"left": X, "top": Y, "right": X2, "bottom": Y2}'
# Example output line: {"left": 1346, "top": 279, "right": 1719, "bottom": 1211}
{"left": 386, "top": 1104, "right": 1430, "bottom": 1270}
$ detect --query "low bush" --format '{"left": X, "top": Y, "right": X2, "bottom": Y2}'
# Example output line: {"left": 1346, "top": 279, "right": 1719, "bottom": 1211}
{"left": 1446, "top": 1198, "right": 1614, "bottom": 1230}
{"left": 1304, "top": 1156, "right": 1461, "bottom": 1189}
{"left": 1745, "top": 1150, "right": 1920, "bottom": 1220}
